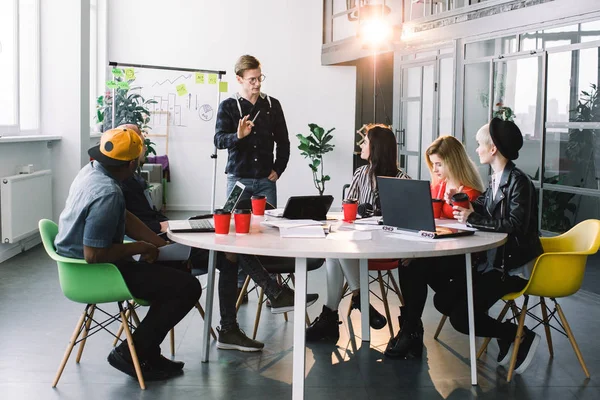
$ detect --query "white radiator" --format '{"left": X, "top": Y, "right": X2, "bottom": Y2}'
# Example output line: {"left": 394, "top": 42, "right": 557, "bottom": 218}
{"left": 1, "top": 170, "right": 53, "bottom": 244}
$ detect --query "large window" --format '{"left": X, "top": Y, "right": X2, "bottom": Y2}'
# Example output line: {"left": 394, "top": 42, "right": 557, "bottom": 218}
{"left": 0, "top": 0, "right": 39, "bottom": 134}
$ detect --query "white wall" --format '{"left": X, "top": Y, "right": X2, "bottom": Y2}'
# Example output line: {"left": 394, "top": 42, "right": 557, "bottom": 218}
{"left": 108, "top": 0, "right": 356, "bottom": 210}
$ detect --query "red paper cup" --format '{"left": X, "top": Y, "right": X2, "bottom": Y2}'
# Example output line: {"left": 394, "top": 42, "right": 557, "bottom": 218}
{"left": 432, "top": 199, "right": 443, "bottom": 219}
{"left": 213, "top": 210, "right": 231, "bottom": 235}
{"left": 343, "top": 202, "right": 358, "bottom": 222}
{"left": 234, "top": 209, "right": 252, "bottom": 234}
{"left": 451, "top": 193, "right": 470, "bottom": 210}
{"left": 251, "top": 196, "right": 267, "bottom": 216}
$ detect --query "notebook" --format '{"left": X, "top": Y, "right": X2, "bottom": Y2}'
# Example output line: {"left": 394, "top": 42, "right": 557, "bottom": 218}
{"left": 377, "top": 177, "right": 475, "bottom": 239}
{"left": 167, "top": 181, "right": 246, "bottom": 232}
{"left": 277, "top": 195, "right": 334, "bottom": 220}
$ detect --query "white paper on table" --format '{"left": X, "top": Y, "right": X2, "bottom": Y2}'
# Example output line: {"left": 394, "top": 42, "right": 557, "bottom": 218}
{"left": 352, "top": 224, "right": 384, "bottom": 231}
{"left": 435, "top": 221, "right": 478, "bottom": 231}
{"left": 261, "top": 219, "right": 322, "bottom": 229}
{"left": 353, "top": 216, "right": 382, "bottom": 225}
{"left": 384, "top": 233, "right": 457, "bottom": 243}
{"left": 264, "top": 208, "right": 284, "bottom": 217}
{"left": 279, "top": 225, "right": 326, "bottom": 238}
{"left": 327, "top": 230, "right": 372, "bottom": 241}
{"left": 133, "top": 242, "right": 192, "bottom": 262}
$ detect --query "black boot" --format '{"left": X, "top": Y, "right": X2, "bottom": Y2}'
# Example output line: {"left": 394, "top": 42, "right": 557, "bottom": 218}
{"left": 384, "top": 306, "right": 424, "bottom": 359}
{"left": 351, "top": 295, "right": 387, "bottom": 330}
{"left": 306, "top": 305, "right": 341, "bottom": 343}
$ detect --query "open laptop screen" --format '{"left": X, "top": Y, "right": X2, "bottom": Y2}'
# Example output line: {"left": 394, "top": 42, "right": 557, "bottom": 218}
{"left": 377, "top": 177, "right": 436, "bottom": 232}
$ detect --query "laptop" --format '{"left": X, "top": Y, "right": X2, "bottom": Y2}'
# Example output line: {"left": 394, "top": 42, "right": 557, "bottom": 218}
{"left": 167, "top": 181, "right": 246, "bottom": 233}
{"left": 377, "top": 177, "right": 474, "bottom": 239}
{"left": 266, "top": 195, "right": 334, "bottom": 220}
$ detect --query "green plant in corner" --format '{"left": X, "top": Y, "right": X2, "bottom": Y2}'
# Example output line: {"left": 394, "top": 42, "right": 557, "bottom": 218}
{"left": 144, "top": 137, "right": 156, "bottom": 164}
{"left": 296, "top": 124, "right": 335, "bottom": 196}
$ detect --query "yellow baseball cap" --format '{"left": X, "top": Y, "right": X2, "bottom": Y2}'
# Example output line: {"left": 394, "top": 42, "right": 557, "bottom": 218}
{"left": 88, "top": 128, "right": 143, "bottom": 166}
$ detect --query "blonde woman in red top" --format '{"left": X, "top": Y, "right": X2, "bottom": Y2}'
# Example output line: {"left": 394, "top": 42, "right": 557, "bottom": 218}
{"left": 426, "top": 135, "right": 484, "bottom": 219}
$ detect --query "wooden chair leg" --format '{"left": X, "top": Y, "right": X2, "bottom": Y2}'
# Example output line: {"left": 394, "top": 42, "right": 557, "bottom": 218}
{"left": 507, "top": 296, "right": 529, "bottom": 382}
{"left": 170, "top": 329, "right": 175, "bottom": 356}
{"left": 112, "top": 308, "right": 131, "bottom": 347}
{"left": 346, "top": 295, "right": 355, "bottom": 341}
{"left": 195, "top": 301, "right": 217, "bottom": 340}
{"left": 121, "top": 309, "right": 146, "bottom": 390}
{"left": 476, "top": 301, "right": 512, "bottom": 359}
{"left": 555, "top": 300, "right": 590, "bottom": 378}
{"left": 377, "top": 271, "right": 394, "bottom": 337}
{"left": 52, "top": 305, "right": 89, "bottom": 388}
{"left": 539, "top": 297, "right": 554, "bottom": 358}
{"left": 252, "top": 287, "right": 265, "bottom": 340}
{"left": 75, "top": 305, "right": 95, "bottom": 363}
{"left": 433, "top": 315, "right": 447, "bottom": 340}
{"left": 236, "top": 275, "right": 252, "bottom": 311}
{"left": 388, "top": 271, "right": 405, "bottom": 305}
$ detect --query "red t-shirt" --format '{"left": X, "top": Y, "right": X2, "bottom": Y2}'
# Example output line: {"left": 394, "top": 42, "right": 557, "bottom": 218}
{"left": 430, "top": 181, "right": 481, "bottom": 219}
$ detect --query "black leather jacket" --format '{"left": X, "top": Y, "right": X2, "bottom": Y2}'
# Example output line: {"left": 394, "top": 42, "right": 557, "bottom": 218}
{"left": 467, "top": 161, "right": 543, "bottom": 273}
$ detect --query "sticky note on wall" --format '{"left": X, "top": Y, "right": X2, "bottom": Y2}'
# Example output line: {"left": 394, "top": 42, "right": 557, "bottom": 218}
{"left": 195, "top": 72, "right": 205, "bottom": 84}
{"left": 125, "top": 68, "right": 135, "bottom": 80}
{"left": 112, "top": 68, "right": 123, "bottom": 76}
{"left": 117, "top": 81, "right": 130, "bottom": 90}
{"left": 208, "top": 74, "right": 217, "bottom": 84}
{"left": 106, "top": 80, "right": 117, "bottom": 89}
{"left": 176, "top": 83, "right": 188, "bottom": 96}
{"left": 219, "top": 82, "right": 228, "bottom": 93}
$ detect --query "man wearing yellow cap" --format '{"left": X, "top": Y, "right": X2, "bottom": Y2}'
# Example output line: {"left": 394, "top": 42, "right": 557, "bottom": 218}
{"left": 55, "top": 128, "right": 201, "bottom": 381}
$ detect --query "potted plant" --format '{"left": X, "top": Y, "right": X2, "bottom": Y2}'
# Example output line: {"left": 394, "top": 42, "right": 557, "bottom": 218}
{"left": 296, "top": 123, "right": 335, "bottom": 196}
{"left": 93, "top": 95, "right": 105, "bottom": 132}
{"left": 102, "top": 70, "right": 157, "bottom": 132}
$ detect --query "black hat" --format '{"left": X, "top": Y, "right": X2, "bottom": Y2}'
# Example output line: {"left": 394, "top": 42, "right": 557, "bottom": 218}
{"left": 489, "top": 117, "right": 523, "bottom": 161}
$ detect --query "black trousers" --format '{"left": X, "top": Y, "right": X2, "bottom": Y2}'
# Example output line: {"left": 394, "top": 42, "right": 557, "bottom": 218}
{"left": 398, "top": 255, "right": 527, "bottom": 341}
{"left": 114, "top": 260, "right": 202, "bottom": 361}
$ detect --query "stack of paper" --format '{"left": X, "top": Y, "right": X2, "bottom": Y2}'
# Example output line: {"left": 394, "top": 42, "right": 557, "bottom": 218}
{"left": 261, "top": 219, "right": 327, "bottom": 238}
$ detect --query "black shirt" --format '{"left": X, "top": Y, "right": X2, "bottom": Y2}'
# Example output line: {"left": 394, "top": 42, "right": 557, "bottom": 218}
{"left": 121, "top": 173, "right": 168, "bottom": 234}
{"left": 214, "top": 93, "right": 290, "bottom": 179}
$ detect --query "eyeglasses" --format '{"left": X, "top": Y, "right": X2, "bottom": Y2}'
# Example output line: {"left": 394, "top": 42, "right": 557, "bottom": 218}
{"left": 243, "top": 74, "right": 266, "bottom": 85}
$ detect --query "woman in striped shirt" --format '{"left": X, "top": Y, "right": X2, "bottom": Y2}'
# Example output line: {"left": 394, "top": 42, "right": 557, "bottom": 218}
{"left": 306, "top": 125, "right": 410, "bottom": 343}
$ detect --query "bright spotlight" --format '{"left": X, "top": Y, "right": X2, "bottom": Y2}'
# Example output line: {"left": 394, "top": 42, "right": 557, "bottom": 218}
{"left": 360, "top": 18, "right": 393, "bottom": 48}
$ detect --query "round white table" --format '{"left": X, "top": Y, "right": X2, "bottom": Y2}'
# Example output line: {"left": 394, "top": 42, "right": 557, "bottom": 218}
{"left": 169, "top": 217, "right": 507, "bottom": 399}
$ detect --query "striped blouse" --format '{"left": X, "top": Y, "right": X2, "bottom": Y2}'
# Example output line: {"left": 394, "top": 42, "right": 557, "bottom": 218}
{"left": 346, "top": 165, "right": 411, "bottom": 214}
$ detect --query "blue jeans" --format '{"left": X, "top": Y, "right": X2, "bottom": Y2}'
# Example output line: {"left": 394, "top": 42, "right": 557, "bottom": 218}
{"left": 227, "top": 175, "right": 277, "bottom": 208}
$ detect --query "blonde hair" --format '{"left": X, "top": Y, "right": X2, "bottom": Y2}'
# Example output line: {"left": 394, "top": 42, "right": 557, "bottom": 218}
{"left": 425, "top": 135, "right": 485, "bottom": 192}
{"left": 234, "top": 55, "right": 261, "bottom": 77}
{"left": 475, "top": 123, "right": 493, "bottom": 148}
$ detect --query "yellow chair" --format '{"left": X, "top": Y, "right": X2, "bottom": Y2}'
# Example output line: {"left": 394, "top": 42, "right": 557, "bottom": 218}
{"left": 437, "top": 219, "right": 600, "bottom": 382}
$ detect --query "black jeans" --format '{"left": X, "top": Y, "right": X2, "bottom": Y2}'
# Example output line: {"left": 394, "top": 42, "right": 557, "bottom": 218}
{"left": 114, "top": 260, "right": 202, "bottom": 361}
{"left": 189, "top": 250, "right": 282, "bottom": 331}
{"left": 399, "top": 255, "right": 527, "bottom": 341}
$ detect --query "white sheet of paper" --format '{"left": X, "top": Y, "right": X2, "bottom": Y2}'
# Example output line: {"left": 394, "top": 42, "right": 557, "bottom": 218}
{"left": 353, "top": 216, "right": 382, "bottom": 225}
{"left": 279, "top": 225, "right": 326, "bottom": 238}
{"left": 435, "top": 221, "right": 478, "bottom": 231}
{"left": 133, "top": 242, "right": 191, "bottom": 262}
{"left": 327, "top": 230, "right": 372, "bottom": 241}
{"left": 261, "top": 219, "right": 321, "bottom": 229}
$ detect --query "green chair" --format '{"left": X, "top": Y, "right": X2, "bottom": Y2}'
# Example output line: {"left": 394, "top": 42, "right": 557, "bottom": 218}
{"left": 39, "top": 219, "right": 147, "bottom": 389}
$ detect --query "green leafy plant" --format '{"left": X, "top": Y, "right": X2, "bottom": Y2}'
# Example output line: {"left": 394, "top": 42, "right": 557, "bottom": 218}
{"left": 531, "top": 170, "right": 576, "bottom": 232}
{"left": 102, "top": 71, "right": 157, "bottom": 132}
{"left": 296, "top": 124, "right": 335, "bottom": 196}
{"left": 95, "top": 95, "right": 105, "bottom": 125}
{"left": 144, "top": 138, "right": 156, "bottom": 164}
{"left": 494, "top": 104, "right": 514, "bottom": 121}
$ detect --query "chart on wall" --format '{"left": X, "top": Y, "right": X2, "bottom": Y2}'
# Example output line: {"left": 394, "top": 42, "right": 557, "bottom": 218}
{"left": 118, "top": 68, "right": 228, "bottom": 131}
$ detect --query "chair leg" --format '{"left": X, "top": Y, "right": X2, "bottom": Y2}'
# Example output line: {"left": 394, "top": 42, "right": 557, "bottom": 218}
{"left": 52, "top": 305, "right": 89, "bottom": 388}
{"left": 170, "top": 329, "right": 175, "bottom": 356}
{"left": 433, "top": 315, "right": 447, "bottom": 340}
{"left": 120, "top": 308, "right": 146, "bottom": 390}
{"left": 388, "top": 271, "right": 405, "bottom": 306}
{"left": 377, "top": 271, "right": 394, "bottom": 337}
{"left": 477, "top": 301, "right": 512, "bottom": 359}
{"left": 112, "top": 307, "right": 131, "bottom": 347}
{"left": 195, "top": 301, "right": 217, "bottom": 340}
{"left": 555, "top": 300, "right": 590, "bottom": 378}
{"left": 507, "top": 296, "right": 529, "bottom": 382}
{"left": 236, "top": 275, "right": 252, "bottom": 311}
{"left": 252, "top": 287, "right": 265, "bottom": 340}
{"left": 75, "top": 305, "right": 95, "bottom": 363}
{"left": 539, "top": 297, "right": 554, "bottom": 358}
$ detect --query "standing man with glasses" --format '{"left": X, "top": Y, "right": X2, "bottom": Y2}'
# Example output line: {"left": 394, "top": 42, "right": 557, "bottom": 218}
{"left": 214, "top": 54, "right": 290, "bottom": 208}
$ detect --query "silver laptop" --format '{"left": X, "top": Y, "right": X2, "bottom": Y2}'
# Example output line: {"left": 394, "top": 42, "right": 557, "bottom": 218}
{"left": 377, "top": 177, "right": 474, "bottom": 239}
{"left": 167, "top": 181, "right": 245, "bottom": 233}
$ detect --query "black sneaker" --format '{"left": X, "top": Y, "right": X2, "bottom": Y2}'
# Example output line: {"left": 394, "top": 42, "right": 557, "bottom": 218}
{"left": 157, "top": 355, "right": 185, "bottom": 372}
{"left": 217, "top": 325, "right": 264, "bottom": 352}
{"left": 514, "top": 327, "right": 540, "bottom": 374}
{"left": 384, "top": 329, "right": 423, "bottom": 359}
{"left": 350, "top": 295, "right": 387, "bottom": 330}
{"left": 269, "top": 285, "right": 319, "bottom": 314}
{"left": 107, "top": 347, "right": 173, "bottom": 381}
{"left": 497, "top": 338, "right": 513, "bottom": 366}
{"left": 306, "top": 305, "right": 342, "bottom": 343}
